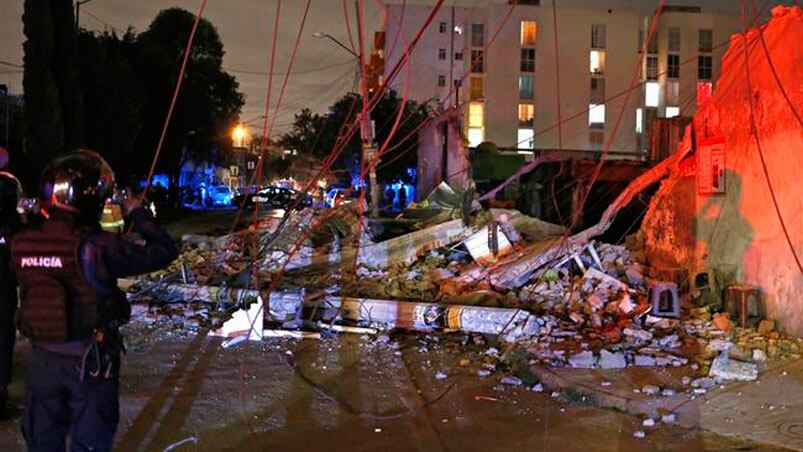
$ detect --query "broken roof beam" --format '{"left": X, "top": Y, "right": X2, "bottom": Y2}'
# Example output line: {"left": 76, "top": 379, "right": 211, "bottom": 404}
{"left": 488, "top": 146, "right": 692, "bottom": 290}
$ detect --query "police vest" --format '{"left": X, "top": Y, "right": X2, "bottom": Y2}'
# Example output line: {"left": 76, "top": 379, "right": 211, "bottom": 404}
{"left": 11, "top": 219, "right": 105, "bottom": 343}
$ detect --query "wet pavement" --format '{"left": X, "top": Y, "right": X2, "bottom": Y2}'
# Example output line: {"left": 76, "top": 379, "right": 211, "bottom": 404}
{"left": 0, "top": 326, "right": 786, "bottom": 451}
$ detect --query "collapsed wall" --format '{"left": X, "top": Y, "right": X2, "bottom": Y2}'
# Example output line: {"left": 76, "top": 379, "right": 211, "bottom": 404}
{"left": 642, "top": 6, "right": 803, "bottom": 334}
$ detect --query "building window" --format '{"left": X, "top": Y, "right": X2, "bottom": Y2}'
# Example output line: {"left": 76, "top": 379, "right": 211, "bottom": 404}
{"left": 646, "top": 56, "right": 658, "bottom": 80}
{"left": 470, "top": 76, "right": 484, "bottom": 99}
{"left": 636, "top": 108, "right": 643, "bottom": 134}
{"left": 645, "top": 81, "right": 660, "bottom": 107}
{"left": 590, "top": 78, "right": 605, "bottom": 104}
{"left": 469, "top": 102, "right": 484, "bottom": 128}
{"left": 439, "top": 21, "right": 447, "bottom": 33}
{"left": 470, "top": 50, "right": 485, "bottom": 73}
{"left": 647, "top": 32, "right": 658, "bottom": 54}
{"left": 520, "top": 48, "right": 535, "bottom": 72}
{"left": 668, "top": 27, "right": 681, "bottom": 52}
{"left": 697, "top": 81, "right": 713, "bottom": 105}
{"left": 591, "top": 24, "right": 606, "bottom": 49}
{"left": 518, "top": 74, "right": 534, "bottom": 100}
{"left": 698, "top": 55, "right": 712, "bottom": 79}
{"left": 589, "top": 130, "right": 604, "bottom": 149}
{"left": 521, "top": 21, "right": 537, "bottom": 46}
{"left": 589, "top": 104, "right": 605, "bottom": 128}
{"left": 518, "top": 129, "right": 535, "bottom": 149}
{"left": 438, "top": 48, "right": 446, "bottom": 60}
{"left": 667, "top": 54, "right": 680, "bottom": 78}
{"left": 590, "top": 50, "right": 606, "bottom": 75}
{"left": 468, "top": 128, "right": 484, "bottom": 147}
{"left": 455, "top": 52, "right": 463, "bottom": 60}
{"left": 699, "top": 29, "right": 713, "bottom": 53}
{"left": 438, "top": 75, "right": 446, "bottom": 87}
{"left": 638, "top": 28, "right": 644, "bottom": 53}
{"left": 518, "top": 103, "right": 534, "bottom": 126}
{"left": 471, "top": 23, "right": 485, "bottom": 47}
{"left": 665, "top": 106, "right": 680, "bottom": 118}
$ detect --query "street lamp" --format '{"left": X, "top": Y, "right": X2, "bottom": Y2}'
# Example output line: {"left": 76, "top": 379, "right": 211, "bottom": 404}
{"left": 231, "top": 124, "right": 249, "bottom": 149}
{"left": 312, "top": 32, "right": 360, "bottom": 59}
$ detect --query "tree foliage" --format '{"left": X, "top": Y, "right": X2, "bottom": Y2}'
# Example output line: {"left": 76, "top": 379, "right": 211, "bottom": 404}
{"left": 24, "top": 5, "right": 243, "bottom": 185}
{"left": 134, "top": 8, "right": 244, "bottom": 178}
{"left": 281, "top": 90, "right": 429, "bottom": 184}
{"left": 21, "top": 0, "right": 82, "bottom": 185}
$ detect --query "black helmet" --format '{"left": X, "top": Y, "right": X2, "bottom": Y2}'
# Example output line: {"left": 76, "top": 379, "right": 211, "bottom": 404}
{"left": 0, "top": 171, "right": 22, "bottom": 214}
{"left": 41, "top": 150, "right": 115, "bottom": 221}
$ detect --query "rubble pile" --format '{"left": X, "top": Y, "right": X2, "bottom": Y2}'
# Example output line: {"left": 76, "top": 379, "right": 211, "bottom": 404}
{"left": 128, "top": 182, "right": 801, "bottom": 392}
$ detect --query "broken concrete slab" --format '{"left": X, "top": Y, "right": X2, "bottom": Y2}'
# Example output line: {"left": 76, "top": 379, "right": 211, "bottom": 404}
{"left": 599, "top": 350, "right": 627, "bottom": 369}
{"left": 709, "top": 353, "right": 758, "bottom": 381}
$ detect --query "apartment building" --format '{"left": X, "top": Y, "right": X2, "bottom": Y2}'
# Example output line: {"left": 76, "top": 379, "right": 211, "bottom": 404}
{"left": 381, "top": 0, "right": 744, "bottom": 157}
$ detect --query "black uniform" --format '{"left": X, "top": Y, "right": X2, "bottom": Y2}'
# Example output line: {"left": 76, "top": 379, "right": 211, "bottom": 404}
{"left": 0, "top": 209, "right": 19, "bottom": 412}
{"left": 12, "top": 207, "right": 177, "bottom": 451}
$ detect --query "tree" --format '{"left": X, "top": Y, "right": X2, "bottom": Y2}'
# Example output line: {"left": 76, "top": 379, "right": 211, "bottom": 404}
{"left": 21, "top": 0, "right": 82, "bottom": 185}
{"left": 134, "top": 8, "right": 244, "bottom": 181}
{"left": 281, "top": 90, "right": 429, "bottom": 185}
{"left": 78, "top": 29, "right": 145, "bottom": 175}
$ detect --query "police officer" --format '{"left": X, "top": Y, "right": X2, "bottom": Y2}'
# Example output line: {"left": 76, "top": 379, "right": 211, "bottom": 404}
{"left": 11, "top": 150, "right": 177, "bottom": 451}
{"left": 0, "top": 171, "right": 22, "bottom": 418}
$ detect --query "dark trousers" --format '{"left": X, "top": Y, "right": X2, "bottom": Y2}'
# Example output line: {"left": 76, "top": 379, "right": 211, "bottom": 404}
{"left": 0, "top": 291, "right": 16, "bottom": 403}
{"left": 23, "top": 347, "right": 120, "bottom": 452}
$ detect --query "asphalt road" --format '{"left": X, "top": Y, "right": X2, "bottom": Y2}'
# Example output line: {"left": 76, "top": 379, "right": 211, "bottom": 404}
{"left": 0, "top": 326, "right": 784, "bottom": 451}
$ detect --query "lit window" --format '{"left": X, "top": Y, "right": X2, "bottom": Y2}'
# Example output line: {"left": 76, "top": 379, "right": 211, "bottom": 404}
{"left": 518, "top": 103, "right": 534, "bottom": 126}
{"left": 699, "top": 29, "right": 713, "bottom": 53}
{"left": 590, "top": 50, "right": 605, "bottom": 75}
{"left": 470, "top": 77, "right": 484, "bottom": 99}
{"left": 518, "top": 129, "right": 535, "bottom": 149}
{"left": 636, "top": 108, "right": 643, "bottom": 134}
{"left": 697, "top": 81, "right": 713, "bottom": 105}
{"left": 645, "top": 81, "right": 660, "bottom": 107}
{"left": 591, "top": 24, "right": 606, "bottom": 49}
{"left": 469, "top": 102, "right": 484, "bottom": 128}
{"left": 438, "top": 75, "right": 446, "bottom": 87}
{"left": 521, "top": 21, "right": 537, "bottom": 46}
{"left": 468, "top": 128, "right": 484, "bottom": 147}
{"left": 471, "top": 49, "right": 485, "bottom": 73}
{"left": 520, "top": 48, "right": 535, "bottom": 72}
{"left": 668, "top": 27, "right": 681, "bottom": 52}
{"left": 471, "top": 23, "right": 485, "bottom": 47}
{"left": 666, "top": 107, "right": 680, "bottom": 118}
{"left": 698, "top": 55, "right": 712, "bottom": 80}
{"left": 518, "top": 75, "right": 534, "bottom": 100}
{"left": 438, "top": 48, "right": 446, "bottom": 60}
{"left": 589, "top": 104, "right": 605, "bottom": 128}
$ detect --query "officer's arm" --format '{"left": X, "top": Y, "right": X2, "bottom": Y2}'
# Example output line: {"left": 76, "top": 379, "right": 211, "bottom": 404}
{"left": 101, "top": 208, "right": 178, "bottom": 278}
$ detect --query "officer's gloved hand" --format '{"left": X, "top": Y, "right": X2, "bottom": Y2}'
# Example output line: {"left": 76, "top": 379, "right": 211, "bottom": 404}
{"left": 122, "top": 189, "right": 143, "bottom": 216}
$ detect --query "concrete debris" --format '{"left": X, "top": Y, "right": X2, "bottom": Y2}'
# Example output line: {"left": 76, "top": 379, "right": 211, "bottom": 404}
{"left": 641, "top": 385, "right": 661, "bottom": 396}
{"left": 661, "top": 413, "right": 676, "bottom": 424}
{"left": 500, "top": 376, "right": 523, "bottom": 386}
{"left": 633, "top": 431, "right": 646, "bottom": 439}
{"left": 709, "top": 353, "right": 758, "bottom": 381}
{"left": 568, "top": 351, "right": 596, "bottom": 369}
{"left": 642, "top": 418, "right": 655, "bottom": 427}
{"left": 598, "top": 350, "right": 627, "bottom": 369}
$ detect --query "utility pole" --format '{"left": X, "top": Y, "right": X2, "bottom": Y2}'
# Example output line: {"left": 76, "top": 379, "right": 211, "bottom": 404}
{"left": 75, "top": 0, "right": 94, "bottom": 30}
{"left": 355, "top": 0, "right": 380, "bottom": 217}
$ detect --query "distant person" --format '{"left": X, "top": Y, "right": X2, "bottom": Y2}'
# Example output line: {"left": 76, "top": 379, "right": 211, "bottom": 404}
{"left": 385, "top": 186, "right": 395, "bottom": 210}
{"left": 398, "top": 185, "right": 407, "bottom": 210}
{"left": 0, "top": 170, "right": 22, "bottom": 419}
{"left": 12, "top": 150, "right": 177, "bottom": 450}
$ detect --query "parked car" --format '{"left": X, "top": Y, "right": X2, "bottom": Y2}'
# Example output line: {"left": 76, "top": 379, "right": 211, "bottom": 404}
{"left": 249, "top": 186, "right": 312, "bottom": 210}
{"left": 207, "top": 185, "right": 234, "bottom": 207}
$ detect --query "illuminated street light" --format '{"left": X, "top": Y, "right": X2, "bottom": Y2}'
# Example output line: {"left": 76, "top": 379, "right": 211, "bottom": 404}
{"left": 231, "top": 124, "right": 248, "bottom": 149}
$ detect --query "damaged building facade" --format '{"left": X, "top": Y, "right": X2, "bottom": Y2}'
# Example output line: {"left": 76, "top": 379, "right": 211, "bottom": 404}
{"left": 641, "top": 6, "right": 803, "bottom": 335}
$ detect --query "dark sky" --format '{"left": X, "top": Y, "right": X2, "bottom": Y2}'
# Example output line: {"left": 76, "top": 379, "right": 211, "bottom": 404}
{"left": 0, "top": 0, "right": 466, "bottom": 135}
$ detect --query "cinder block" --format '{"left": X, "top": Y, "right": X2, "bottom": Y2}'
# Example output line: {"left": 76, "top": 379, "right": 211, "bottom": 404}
{"left": 650, "top": 282, "right": 680, "bottom": 318}
{"left": 723, "top": 285, "right": 763, "bottom": 328}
